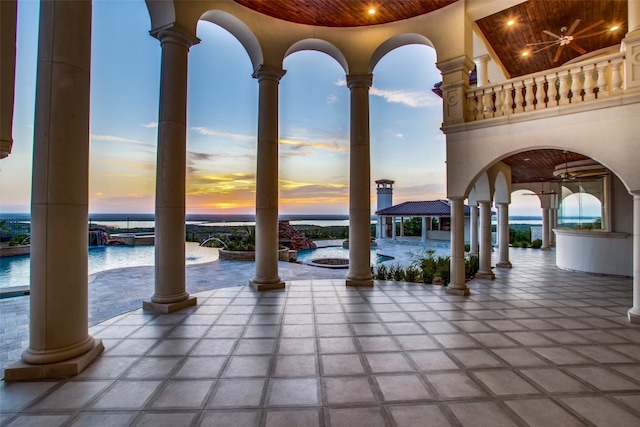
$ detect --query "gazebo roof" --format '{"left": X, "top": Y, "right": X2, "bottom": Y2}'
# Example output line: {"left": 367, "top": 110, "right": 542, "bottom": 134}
{"left": 376, "top": 200, "right": 470, "bottom": 217}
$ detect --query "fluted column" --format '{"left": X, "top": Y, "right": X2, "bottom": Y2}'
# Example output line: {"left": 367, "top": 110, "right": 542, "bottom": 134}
{"left": 628, "top": 192, "right": 640, "bottom": 323}
{"left": 347, "top": 74, "right": 373, "bottom": 286}
{"left": 496, "top": 203, "right": 512, "bottom": 268}
{"left": 251, "top": 65, "right": 286, "bottom": 291}
{"left": 476, "top": 201, "right": 495, "bottom": 279}
{"left": 469, "top": 204, "right": 479, "bottom": 256}
{"left": 541, "top": 207, "right": 551, "bottom": 251}
{"left": 0, "top": 0, "right": 17, "bottom": 159}
{"left": 447, "top": 197, "right": 469, "bottom": 295}
{"left": 144, "top": 27, "right": 199, "bottom": 312}
{"left": 5, "top": 0, "right": 103, "bottom": 381}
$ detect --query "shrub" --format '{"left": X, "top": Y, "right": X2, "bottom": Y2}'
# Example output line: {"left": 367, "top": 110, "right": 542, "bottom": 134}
{"left": 404, "top": 265, "right": 421, "bottom": 283}
{"left": 464, "top": 244, "right": 471, "bottom": 252}
{"left": 516, "top": 241, "right": 529, "bottom": 248}
{"left": 465, "top": 255, "right": 479, "bottom": 279}
{"left": 387, "top": 264, "right": 406, "bottom": 281}
{"left": 9, "top": 234, "right": 30, "bottom": 246}
{"left": 530, "top": 239, "right": 543, "bottom": 249}
{"left": 373, "top": 264, "right": 388, "bottom": 280}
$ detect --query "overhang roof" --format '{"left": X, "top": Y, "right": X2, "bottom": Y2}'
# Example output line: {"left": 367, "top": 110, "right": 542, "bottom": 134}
{"left": 376, "top": 200, "right": 470, "bottom": 216}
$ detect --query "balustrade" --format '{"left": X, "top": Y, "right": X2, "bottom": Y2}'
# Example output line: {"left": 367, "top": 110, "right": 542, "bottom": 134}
{"left": 465, "top": 53, "right": 625, "bottom": 123}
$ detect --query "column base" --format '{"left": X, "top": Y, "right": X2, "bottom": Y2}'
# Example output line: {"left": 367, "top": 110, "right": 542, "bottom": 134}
{"left": 496, "top": 261, "right": 512, "bottom": 269}
{"left": 143, "top": 296, "right": 197, "bottom": 313}
{"left": 628, "top": 307, "right": 640, "bottom": 324}
{"left": 541, "top": 246, "right": 552, "bottom": 251}
{"left": 250, "top": 280, "right": 285, "bottom": 291}
{"left": 346, "top": 278, "right": 374, "bottom": 287}
{"left": 445, "top": 286, "right": 470, "bottom": 296}
{"left": 476, "top": 271, "right": 495, "bottom": 280}
{"left": 4, "top": 339, "right": 104, "bottom": 382}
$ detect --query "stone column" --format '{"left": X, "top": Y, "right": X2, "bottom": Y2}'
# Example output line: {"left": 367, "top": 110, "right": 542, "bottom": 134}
{"left": 5, "top": 0, "right": 103, "bottom": 381}
{"left": 144, "top": 28, "right": 199, "bottom": 312}
{"left": 251, "top": 65, "right": 286, "bottom": 291}
{"left": 541, "top": 207, "right": 551, "bottom": 250}
{"left": 476, "top": 200, "right": 495, "bottom": 279}
{"left": 629, "top": 193, "right": 640, "bottom": 323}
{"left": 347, "top": 74, "right": 373, "bottom": 287}
{"left": 496, "top": 202, "right": 512, "bottom": 268}
{"left": 474, "top": 54, "right": 490, "bottom": 86}
{"left": 549, "top": 207, "right": 557, "bottom": 246}
{"left": 469, "top": 204, "right": 479, "bottom": 256}
{"left": 0, "top": 0, "right": 17, "bottom": 159}
{"left": 421, "top": 216, "right": 427, "bottom": 242}
{"left": 447, "top": 198, "right": 470, "bottom": 295}
{"left": 400, "top": 217, "right": 405, "bottom": 237}
{"left": 392, "top": 217, "right": 397, "bottom": 239}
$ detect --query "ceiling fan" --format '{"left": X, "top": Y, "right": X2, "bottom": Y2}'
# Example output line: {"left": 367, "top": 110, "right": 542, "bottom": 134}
{"left": 525, "top": 18, "right": 605, "bottom": 62}
{"left": 522, "top": 189, "right": 558, "bottom": 196}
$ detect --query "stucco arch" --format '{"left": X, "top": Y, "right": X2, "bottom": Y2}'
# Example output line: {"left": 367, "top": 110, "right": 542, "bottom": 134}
{"left": 284, "top": 39, "right": 349, "bottom": 74}
{"left": 472, "top": 172, "right": 491, "bottom": 202}
{"left": 494, "top": 171, "right": 510, "bottom": 204}
{"left": 145, "top": 0, "right": 176, "bottom": 31}
{"left": 200, "top": 9, "right": 263, "bottom": 72}
{"left": 369, "top": 33, "right": 436, "bottom": 73}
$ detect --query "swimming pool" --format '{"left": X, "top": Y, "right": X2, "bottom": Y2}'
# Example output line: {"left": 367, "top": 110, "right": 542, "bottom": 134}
{"left": 296, "top": 246, "right": 394, "bottom": 266}
{"left": 0, "top": 243, "right": 219, "bottom": 290}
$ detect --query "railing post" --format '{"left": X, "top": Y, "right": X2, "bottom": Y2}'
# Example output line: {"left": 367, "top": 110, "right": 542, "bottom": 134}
{"left": 596, "top": 61, "right": 610, "bottom": 98}
{"left": 611, "top": 59, "right": 623, "bottom": 94}
{"left": 482, "top": 88, "right": 494, "bottom": 119}
{"left": 546, "top": 73, "right": 558, "bottom": 106}
{"left": 494, "top": 85, "right": 504, "bottom": 116}
{"left": 467, "top": 91, "right": 477, "bottom": 121}
{"left": 475, "top": 89, "right": 485, "bottom": 121}
{"left": 535, "top": 76, "right": 546, "bottom": 109}
{"left": 524, "top": 78, "right": 535, "bottom": 112}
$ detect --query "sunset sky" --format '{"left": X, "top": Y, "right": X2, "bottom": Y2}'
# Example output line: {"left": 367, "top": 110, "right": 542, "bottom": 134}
{"left": 1, "top": 0, "right": 541, "bottom": 216}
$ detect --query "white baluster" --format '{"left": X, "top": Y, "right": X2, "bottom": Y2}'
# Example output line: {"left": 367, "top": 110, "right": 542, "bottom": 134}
{"left": 494, "top": 85, "right": 504, "bottom": 117}
{"left": 570, "top": 68, "right": 584, "bottom": 103}
{"left": 558, "top": 71, "right": 571, "bottom": 106}
{"left": 582, "top": 64, "right": 596, "bottom": 101}
{"left": 513, "top": 81, "right": 524, "bottom": 113}
{"left": 524, "top": 78, "right": 535, "bottom": 112}
{"left": 467, "top": 91, "right": 477, "bottom": 121}
{"left": 611, "top": 59, "right": 623, "bottom": 94}
{"left": 596, "top": 61, "right": 610, "bottom": 98}
{"left": 483, "top": 88, "right": 494, "bottom": 119}
{"left": 546, "top": 73, "right": 558, "bottom": 106}
{"left": 475, "top": 89, "right": 485, "bottom": 121}
{"left": 535, "top": 76, "right": 546, "bottom": 110}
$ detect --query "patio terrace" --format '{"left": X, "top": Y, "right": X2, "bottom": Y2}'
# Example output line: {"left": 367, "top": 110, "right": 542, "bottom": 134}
{"left": 1, "top": 248, "right": 639, "bottom": 426}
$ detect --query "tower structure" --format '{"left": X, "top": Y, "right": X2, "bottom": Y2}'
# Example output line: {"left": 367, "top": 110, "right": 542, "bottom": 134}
{"left": 375, "top": 179, "right": 394, "bottom": 238}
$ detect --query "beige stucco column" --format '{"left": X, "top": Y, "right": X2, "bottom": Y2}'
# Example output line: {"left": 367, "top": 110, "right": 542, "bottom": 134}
{"left": 541, "top": 207, "right": 551, "bottom": 250}
{"left": 0, "top": 0, "right": 17, "bottom": 159}
{"left": 251, "top": 65, "right": 286, "bottom": 291}
{"left": 474, "top": 55, "right": 490, "bottom": 87}
{"left": 421, "top": 216, "right": 427, "bottom": 242}
{"left": 496, "top": 202, "right": 512, "bottom": 268}
{"left": 346, "top": 74, "right": 373, "bottom": 287}
{"left": 469, "top": 204, "right": 479, "bottom": 256}
{"left": 5, "top": 0, "right": 103, "bottom": 381}
{"left": 447, "top": 197, "right": 469, "bottom": 295}
{"left": 144, "top": 27, "right": 199, "bottom": 312}
{"left": 628, "top": 192, "right": 640, "bottom": 323}
{"left": 476, "top": 200, "right": 495, "bottom": 279}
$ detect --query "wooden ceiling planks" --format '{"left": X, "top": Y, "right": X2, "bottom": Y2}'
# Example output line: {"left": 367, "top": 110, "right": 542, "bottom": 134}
{"left": 501, "top": 150, "right": 591, "bottom": 183}
{"left": 476, "top": 0, "right": 627, "bottom": 78}
{"left": 233, "top": 0, "right": 456, "bottom": 27}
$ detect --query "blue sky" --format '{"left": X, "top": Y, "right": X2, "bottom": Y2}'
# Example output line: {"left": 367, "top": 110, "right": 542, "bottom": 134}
{"left": 1, "top": 0, "right": 541, "bottom": 216}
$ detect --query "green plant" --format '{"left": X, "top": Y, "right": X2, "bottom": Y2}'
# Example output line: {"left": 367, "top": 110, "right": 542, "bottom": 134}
{"left": 9, "top": 234, "right": 30, "bottom": 246}
{"left": 404, "top": 265, "right": 421, "bottom": 283}
{"left": 387, "top": 264, "right": 406, "bottom": 281}
{"left": 434, "top": 256, "right": 451, "bottom": 285}
{"left": 464, "top": 244, "right": 471, "bottom": 252}
{"left": 530, "top": 239, "right": 543, "bottom": 249}
{"left": 465, "top": 255, "right": 479, "bottom": 279}
{"left": 373, "top": 263, "right": 388, "bottom": 280}
{"left": 516, "top": 241, "right": 529, "bottom": 248}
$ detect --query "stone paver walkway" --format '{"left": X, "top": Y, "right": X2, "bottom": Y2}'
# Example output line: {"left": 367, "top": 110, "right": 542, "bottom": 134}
{"left": 2, "top": 248, "right": 640, "bottom": 427}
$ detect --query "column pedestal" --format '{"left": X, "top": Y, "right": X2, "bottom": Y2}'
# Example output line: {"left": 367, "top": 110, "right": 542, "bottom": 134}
{"left": 446, "top": 198, "right": 469, "bottom": 295}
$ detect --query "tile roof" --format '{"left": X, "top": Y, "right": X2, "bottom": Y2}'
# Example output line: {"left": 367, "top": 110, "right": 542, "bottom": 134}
{"left": 375, "top": 200, "right": 471, "bottom": 216}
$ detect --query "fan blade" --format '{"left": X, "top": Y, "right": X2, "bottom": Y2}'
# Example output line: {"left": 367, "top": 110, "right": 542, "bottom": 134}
{"left": 553, "top": 45, "right": 564, "bottom": 62}
{"left": 565, "top": 19, "right": 581, "bottom": 36}
{"left": 568, "top": 43, "right": 587, "bottom": 55}
{"left": 572, "top": 20, "right": 604, "bottom": 37}
{"left": 531, "top": 42, "right": 560, "bottom": 55}
{"left": 572, "top": 31, "right": 608, "bottom": 41}
{"left": 526, "top": 40, "right": 559, "bottom": 46}
{"left": 543, "top": 29, "right": 561, "bottom": 39}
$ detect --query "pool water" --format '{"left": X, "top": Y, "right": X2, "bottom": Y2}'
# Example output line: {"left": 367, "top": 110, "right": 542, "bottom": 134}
{"left": 296, "top": 246, "right": 394, "bottom": 266}
{"left": 0, "top": 242, "right": 219, "bottom": 289}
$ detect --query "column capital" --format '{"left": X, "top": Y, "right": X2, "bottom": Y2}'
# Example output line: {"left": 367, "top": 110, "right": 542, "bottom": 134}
{"left": 252, "top": 65, "right": 286, "bottom": 82}
{"left": 346, "top": 74, "right": 373, "bottom": 89}
{"left": 473, "top": 54, "right": 490, "bottom": 65}
{"left": 152, "top": 26, "right": 200, "bottom": 49}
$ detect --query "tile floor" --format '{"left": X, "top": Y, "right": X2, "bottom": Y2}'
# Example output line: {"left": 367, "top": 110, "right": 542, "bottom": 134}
{"left": 2, "top": 249, "right": 640, "bottom": 426}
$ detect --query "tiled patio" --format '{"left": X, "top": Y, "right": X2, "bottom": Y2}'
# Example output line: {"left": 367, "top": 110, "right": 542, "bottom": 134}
{"left": 2, "top": 248, "right": 640, "bottom": 426}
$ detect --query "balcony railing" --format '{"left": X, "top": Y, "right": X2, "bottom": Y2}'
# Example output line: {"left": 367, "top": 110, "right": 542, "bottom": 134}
{"left": 466, "top": 52, "right": 625, "bottom": 122}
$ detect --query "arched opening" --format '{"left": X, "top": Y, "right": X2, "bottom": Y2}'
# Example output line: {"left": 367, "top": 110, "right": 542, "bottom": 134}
{"left": 279, "top": 50, "right": 349, "bottom": 215}
{"left": 186, "top": 20, "right": 258, "bottom": 214}
{"left": 370, "top": 43, "right": 444, "bottom": 240}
